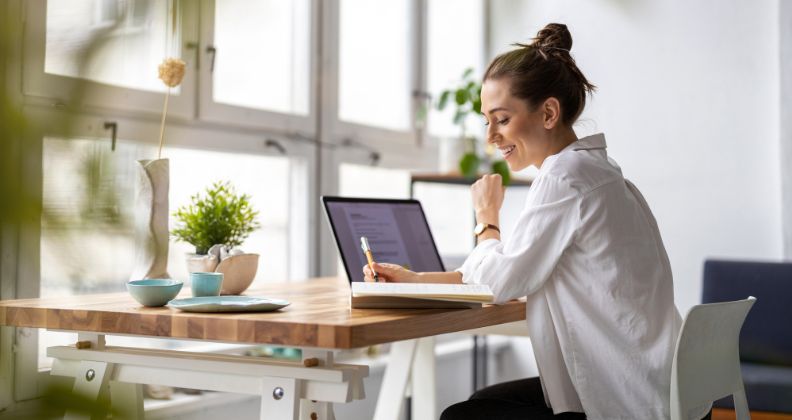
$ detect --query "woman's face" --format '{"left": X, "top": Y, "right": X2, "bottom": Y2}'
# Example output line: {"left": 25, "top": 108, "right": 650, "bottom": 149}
{"left": 480, "top": 78, "right": 554, "bottom": 171}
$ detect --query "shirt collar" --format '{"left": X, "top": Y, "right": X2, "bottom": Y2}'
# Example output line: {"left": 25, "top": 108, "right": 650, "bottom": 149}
{"left": 569, "top": 133, "right": 607, "bottom": 152}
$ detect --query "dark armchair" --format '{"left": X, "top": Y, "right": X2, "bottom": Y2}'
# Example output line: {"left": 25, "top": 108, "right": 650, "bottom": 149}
{"left": 702, "top": 259, "right": 792, "bottom": 416}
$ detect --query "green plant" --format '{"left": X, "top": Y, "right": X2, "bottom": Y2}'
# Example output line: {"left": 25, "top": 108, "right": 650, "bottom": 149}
{"left": 436, "top": 68, "right": 483, "bottom": 138}
{"left": 172, "top": 181, "right": 261, "bottom": 255}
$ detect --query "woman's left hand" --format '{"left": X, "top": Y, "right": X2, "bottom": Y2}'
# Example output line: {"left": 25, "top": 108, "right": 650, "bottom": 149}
{"left": 471, "top": 174, "right": 505, "bottom": 223}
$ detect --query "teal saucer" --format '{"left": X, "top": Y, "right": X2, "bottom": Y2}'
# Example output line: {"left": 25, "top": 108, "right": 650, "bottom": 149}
{"left": 167, "top": 296, "right": 290, "bottom": 313}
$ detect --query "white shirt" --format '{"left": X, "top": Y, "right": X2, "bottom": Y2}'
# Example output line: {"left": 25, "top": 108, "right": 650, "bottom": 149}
{"left": 458, "top": 134, "right": 706, "bottom": 420}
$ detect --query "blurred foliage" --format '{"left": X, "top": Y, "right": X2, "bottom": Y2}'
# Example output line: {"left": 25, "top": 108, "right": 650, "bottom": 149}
{"left": 172, "top": 181, "right": 261, "bottom": 255}
{"left": 1, "top": 381, "right": 129, "bottom": 419}
{"left": 436, "top": 67, "right": 482, "bottom": 138}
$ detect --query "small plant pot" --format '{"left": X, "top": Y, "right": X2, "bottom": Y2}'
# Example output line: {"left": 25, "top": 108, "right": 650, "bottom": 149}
{"left": 185, "top": 253, "right": 219, "bottom": 273}
{"left": 216, "top": 254, "right": 259, "bottom": 295}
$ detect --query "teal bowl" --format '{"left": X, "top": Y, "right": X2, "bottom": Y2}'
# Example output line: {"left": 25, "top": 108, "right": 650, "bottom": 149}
{"left": 127, "top": 279, "right": 183, "bottom": 307}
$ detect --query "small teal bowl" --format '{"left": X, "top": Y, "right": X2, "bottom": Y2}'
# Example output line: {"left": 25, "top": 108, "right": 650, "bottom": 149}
{"left": 127, "top": 279, "right": 184, "bottom": 307}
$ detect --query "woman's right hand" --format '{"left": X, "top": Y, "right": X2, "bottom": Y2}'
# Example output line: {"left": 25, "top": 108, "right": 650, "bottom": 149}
{"left": 363, "top": 262, "right": 419, "bottom": 283}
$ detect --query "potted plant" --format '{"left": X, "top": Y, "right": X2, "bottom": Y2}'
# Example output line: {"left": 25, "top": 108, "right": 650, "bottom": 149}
{"left": 435, "top": 68, "right": 510, "bottom": 184}
{"left": 172, "top": 181, "right": 262, "bottom": 294}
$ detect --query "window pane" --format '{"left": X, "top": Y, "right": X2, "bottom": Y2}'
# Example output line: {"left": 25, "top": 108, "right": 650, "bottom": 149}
{"left": 427, "top": 0, "right": 484, "bottom": 137}
{"left": 339, "top": 0, "right": 412, "bottom": 131}
{"left": 40, "top": 137, "right": 298, "bottom": 368}
{"left": 213, "top": 0, "right": 311, "bottom": 115}
{"left": 45, "top": 0, "right": 180, "bottom": 93}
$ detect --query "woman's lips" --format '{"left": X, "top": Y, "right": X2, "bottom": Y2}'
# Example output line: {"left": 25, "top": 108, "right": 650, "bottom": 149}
{"left": 499, "top": 145, "right": 516, "bottom": 159}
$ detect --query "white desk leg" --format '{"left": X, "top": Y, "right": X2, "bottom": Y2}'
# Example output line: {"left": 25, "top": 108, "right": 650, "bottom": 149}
{"left": 64, "top": 360, "right": 113, "bottom": 420}
{"left": 260, "top": 377, "right": 300, "bottom": 420}
{"left": 110, "top": 382, "right": 144, "bottom": 420}
{"left": 300, "top": 349, "right": 337, "bottom": 420}
{"left": 411, "top": 337, "right": 436, "bottom": 420}
{"left": 373, "top": 339, "right": 418, "bottom": 420}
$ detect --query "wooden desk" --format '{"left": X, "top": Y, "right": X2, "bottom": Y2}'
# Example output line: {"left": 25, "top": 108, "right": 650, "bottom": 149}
{"left": 0, "top": 277, "right": 526, "bottom": 420}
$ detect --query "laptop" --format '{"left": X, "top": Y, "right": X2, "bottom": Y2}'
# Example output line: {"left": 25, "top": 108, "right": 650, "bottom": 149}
{"left": 322, "top": 196, "right": 446, "bottom": 284}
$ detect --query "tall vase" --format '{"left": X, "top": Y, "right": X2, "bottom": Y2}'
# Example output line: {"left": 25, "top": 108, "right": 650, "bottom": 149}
{"left": 130, "top": 159, "right": 170, "bottom": 280}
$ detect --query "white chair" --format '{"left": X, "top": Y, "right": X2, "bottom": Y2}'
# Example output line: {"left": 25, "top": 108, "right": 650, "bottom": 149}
{"left": 671, "top": 296, "right": 756, "bottom": 420}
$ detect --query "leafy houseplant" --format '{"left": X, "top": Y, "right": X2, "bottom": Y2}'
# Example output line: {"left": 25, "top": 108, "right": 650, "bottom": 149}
{"left": 435, "top": 68, "right": 511, "bottom": 185}
{"left": 172, "top": 181, "right": 260, "bottom": 255}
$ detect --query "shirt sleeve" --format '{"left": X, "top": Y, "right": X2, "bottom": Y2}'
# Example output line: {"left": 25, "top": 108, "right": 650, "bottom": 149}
{"left": 456, "top": 174, "right": 581, "bottom": 304}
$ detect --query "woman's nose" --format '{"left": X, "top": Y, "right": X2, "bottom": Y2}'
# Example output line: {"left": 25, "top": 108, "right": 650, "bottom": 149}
{"left": 486, "top": 123, "right": 498, "bottom": 143}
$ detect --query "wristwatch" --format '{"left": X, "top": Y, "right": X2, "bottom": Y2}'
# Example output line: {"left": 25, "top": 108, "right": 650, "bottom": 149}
{"left": 474, "top": 222, "right": 500, "bottom": 236}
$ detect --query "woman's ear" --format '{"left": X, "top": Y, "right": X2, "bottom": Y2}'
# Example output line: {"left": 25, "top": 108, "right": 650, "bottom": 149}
{"left": 542, "top": 97, "right": 562, "bottom": 129}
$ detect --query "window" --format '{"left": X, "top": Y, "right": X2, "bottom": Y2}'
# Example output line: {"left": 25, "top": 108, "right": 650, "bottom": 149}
{"left": 45, "top": 0, "right": 179, "bottom": 93}
{"left": 338, "top": 0, "right": 413, "bottom": 132}
{"left": 212, "top": 0, "right": 311, "bottom": 115}
{"left": 427, "top": 0, "right": 485, "bottom": 138}
{"left": 25, "top": 0, "right": 196, "bottom": 117}
{"left": 195, "top": 0, "right": 317, "bottom": 133}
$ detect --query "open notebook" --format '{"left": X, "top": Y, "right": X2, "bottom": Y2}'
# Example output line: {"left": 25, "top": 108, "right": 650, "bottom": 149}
{"left": 351, "top": 282, "right": 495, "bottom": 309}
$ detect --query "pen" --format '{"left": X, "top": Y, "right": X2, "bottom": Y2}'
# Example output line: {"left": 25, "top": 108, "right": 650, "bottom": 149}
{"left": 360, "top": 237, "right": 380, "bottom": 282}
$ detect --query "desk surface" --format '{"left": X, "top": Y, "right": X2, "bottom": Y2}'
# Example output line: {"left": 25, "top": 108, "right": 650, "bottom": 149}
{"left": 0, "top": 277, "right": 525, "bottom": 349}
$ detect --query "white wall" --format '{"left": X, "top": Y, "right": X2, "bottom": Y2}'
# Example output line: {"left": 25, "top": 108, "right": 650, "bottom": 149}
{"left": 781, "top": 1, "right": 792, "bottom": 258}
{"left": 489, "top": 0, "right": 783, "bottom": 312}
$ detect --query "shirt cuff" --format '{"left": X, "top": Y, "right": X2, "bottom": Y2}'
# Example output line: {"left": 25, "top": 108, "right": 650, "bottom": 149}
{"left": 455, "top": 239, "right": 500, "bottom": 284}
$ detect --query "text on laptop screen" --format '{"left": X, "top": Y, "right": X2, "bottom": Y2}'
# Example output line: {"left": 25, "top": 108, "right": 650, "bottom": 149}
{"left": 325, "top": 200, "right": 444, "bottom": 282}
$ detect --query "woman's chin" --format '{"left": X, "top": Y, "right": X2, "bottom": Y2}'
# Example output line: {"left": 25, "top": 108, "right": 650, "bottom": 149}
{"left": 505, "top": 157, "right": 527, "bottom": 172}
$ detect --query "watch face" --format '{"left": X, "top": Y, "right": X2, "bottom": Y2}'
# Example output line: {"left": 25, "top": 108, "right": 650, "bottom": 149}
{"left": 474, "top": 223, "right": 485, "bottom": 235}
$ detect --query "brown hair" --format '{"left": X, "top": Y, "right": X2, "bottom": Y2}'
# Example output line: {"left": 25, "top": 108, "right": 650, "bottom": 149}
{"left": 484, "top": 23, "right": 596, "bottom": 125}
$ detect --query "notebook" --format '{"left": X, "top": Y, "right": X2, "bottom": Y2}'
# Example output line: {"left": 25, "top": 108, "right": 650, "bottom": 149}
{"left": 351, "top": 282, "right": 494, "bottom": 309}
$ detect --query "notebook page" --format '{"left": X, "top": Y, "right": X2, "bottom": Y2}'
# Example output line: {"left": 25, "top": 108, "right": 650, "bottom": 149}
{"left": 352, "top": 282, "right": 493, "bottom": 296}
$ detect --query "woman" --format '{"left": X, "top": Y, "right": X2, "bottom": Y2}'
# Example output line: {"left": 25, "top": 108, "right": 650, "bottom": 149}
{"left": 363, "top": 23, "right": 712, "bottom": 420}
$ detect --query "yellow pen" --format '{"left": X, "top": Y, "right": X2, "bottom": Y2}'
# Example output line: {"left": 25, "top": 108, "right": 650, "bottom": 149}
{"left": 360, "top": 236, "right": 380, "bottom": 282}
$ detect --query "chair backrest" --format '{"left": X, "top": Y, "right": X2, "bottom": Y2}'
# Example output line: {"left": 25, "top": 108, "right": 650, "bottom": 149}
{"left": 702, "top": 259, "right": 792, "bottom": 366}
{"left": 671, "top": 297, "right": 756, "bottom": 420}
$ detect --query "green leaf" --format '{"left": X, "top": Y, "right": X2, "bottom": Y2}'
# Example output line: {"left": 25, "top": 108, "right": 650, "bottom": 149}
{"left": 472, "top": 96, "right": 482, "bottom": 114}
{"left": 462, "top": 67, "right": 474, "bottom": 79}
{"left": 491, "top": 160, "right": 511, "bottom": 186}
{"left": 453, "top": 109, "right": 467, "bottom": 126}
{"left": 459, "top": 152, "right": 480, "bottom": 179}
{"left": 454, "top": 88, "right": 468, "bottom": 106}
{"left": 171, "top": 180, "right": 261, "bottom": 253}
{"left": 436, "top": 90, "right": 450, "bottom": 110}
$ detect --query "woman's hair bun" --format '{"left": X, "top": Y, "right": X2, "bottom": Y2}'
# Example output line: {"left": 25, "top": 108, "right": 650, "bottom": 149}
{"left": 533, "top": 23, "right": 573, "bottom": 52}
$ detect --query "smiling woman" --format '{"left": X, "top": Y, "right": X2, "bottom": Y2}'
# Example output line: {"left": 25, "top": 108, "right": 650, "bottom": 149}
{"left": 362, "top": 22, "right": 707, "bottom": 420}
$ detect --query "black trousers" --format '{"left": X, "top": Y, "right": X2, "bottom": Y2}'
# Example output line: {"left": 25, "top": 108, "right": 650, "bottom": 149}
{"left": 440, "top": 377, "right": 713, "bottom": 420}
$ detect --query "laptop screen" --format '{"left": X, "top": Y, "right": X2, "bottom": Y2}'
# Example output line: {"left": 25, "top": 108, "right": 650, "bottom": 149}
{"left": 323, "top": 197, "right": 446, "bottom": 283}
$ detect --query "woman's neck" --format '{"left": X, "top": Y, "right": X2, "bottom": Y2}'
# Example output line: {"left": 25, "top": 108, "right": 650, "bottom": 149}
{"left": 537, "top": 127, "right": 578, "bottom": 167}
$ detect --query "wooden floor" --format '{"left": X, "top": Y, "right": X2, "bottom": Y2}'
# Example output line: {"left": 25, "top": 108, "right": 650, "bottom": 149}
{"left": 713, "top": 408, "right": 792, "bottom": 420}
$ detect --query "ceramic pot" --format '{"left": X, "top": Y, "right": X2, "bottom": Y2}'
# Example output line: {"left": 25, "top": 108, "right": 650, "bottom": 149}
{"left": 130, "top": 159, "right": 170, "bottom": 280}
{"left": 185, "top": 253, "right": 219, "bottom": 273}
{"left": 216, "top": 254, "right": 259, "bottom": 295}
{"left": 438, "top": 136, "right": 466, "bottom": 173}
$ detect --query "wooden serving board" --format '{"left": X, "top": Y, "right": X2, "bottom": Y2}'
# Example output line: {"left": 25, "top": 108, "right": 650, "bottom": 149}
{"left": 0, "top": 277, "right": 526, "bottom": 349}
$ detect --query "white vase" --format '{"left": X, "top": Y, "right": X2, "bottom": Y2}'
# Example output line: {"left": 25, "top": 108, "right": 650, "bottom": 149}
{"left": 438, "top": 136, "right": 466, "bottom": 173}
{"left": 130, "top": 159, "right": 170, "bottom": 280}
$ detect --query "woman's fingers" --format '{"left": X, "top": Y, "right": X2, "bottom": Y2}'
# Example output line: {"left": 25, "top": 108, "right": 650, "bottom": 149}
{"left": 362, "top": 263, "right": 407, "bottom": 282}
{"left": 471, "top": 173, "right": 505, "bottom": 217}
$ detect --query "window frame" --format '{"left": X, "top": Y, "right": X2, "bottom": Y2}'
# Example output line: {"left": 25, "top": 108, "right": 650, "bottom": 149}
{"left": 196, "top": 0, "right": 320, "bottom": 137}
{"left": 21, "top": 0, "right": 199, "bottom": 120}
{"left": 327, "top": 0, "right": 426, "bottom": 148}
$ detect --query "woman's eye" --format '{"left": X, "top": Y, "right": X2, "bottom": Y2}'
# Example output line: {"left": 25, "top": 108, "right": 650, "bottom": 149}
{"left": 497, "top": 118, "right": 510, "bottom": 125}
